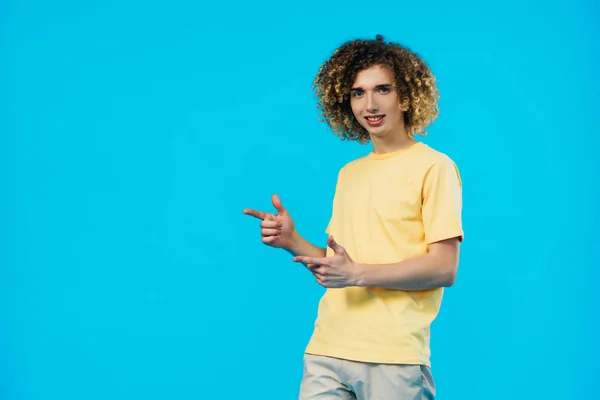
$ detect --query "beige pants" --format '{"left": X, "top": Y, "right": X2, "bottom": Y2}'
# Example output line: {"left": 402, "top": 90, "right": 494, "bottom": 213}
{"left": 299, "top": 354, "right": 436, "bottom": 400}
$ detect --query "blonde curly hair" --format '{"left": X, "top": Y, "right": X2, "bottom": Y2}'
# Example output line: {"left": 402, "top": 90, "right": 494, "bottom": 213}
{"left": 313, "top": 35, "right": 440, "bottom": 144}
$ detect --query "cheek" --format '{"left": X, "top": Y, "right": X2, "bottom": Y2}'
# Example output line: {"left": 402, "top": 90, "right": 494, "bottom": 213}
{"left": 350, "top": 101, "right": 362, "bottom": 120}
{"left": 385, "top": 101, "right": 402, "bottom": 119}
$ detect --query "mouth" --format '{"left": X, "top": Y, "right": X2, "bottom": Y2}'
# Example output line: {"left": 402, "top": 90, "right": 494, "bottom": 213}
{"left": 365, "top": 115, "right": 385, "bottom": 127}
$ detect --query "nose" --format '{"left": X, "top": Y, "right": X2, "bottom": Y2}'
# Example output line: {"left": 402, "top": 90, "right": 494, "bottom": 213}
{"left": 366, "top": 92, "right": 378, "bottom": 113}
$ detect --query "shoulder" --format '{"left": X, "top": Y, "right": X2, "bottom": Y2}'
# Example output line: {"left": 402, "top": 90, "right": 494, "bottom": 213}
{"left": 417, "top": 144, "right": 462, "bottom": 189}
{"left": 414, "top": 143, "right": 461, "bottom": 178}
{"left": 418, "top": 142, "right": 456, "bottom": 165}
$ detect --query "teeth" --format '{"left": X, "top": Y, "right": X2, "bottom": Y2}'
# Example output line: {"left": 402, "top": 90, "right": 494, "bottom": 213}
{"left": 366, "top": 116, "right": 383, "bottom": 121}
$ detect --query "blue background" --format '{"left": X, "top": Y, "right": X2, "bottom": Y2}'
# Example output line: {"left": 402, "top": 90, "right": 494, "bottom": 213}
{"left": 1, "top": 0, "right": 598, "bottom": 399}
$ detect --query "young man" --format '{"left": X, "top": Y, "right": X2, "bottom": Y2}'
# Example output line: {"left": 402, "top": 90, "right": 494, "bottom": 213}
{"left": 244, "top": 35, "right": 463, "bottom": 399}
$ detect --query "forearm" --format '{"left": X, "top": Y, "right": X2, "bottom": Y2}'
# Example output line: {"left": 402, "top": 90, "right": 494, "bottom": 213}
{"left": 284, "top": 231, "right": 326, "bottom": 258}
{"left": 354, "top": 253, "right": 457, "bottom": 291}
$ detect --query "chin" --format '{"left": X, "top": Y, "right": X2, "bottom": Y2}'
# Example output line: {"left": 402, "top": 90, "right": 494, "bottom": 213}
{"left": 366, "top": 127, "right": 386, "bottom": 136}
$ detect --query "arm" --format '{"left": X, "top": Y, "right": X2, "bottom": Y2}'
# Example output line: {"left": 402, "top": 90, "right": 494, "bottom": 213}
{"left": 354, "top": 237, "right": 460, "bottom": 290}
{"left": 242, "top": 193, "right": 326, "bottom": 261}
{"left": 293, "top": 236, "right": 460, "bottom": 290}
{"left": 284, "top": 231, "right": 327, "bottom": 259}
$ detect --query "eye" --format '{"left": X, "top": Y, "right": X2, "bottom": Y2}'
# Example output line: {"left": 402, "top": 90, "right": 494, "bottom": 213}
{"left": 378, "top": 87, "right": 391, "bottom": 94}
{"left": 351, "top": 90, "right": 364, "bottom": 98}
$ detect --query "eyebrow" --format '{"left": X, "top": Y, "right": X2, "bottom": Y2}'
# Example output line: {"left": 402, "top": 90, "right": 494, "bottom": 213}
{"left": 350, "top": 84, "right": 393, "bottom": 91}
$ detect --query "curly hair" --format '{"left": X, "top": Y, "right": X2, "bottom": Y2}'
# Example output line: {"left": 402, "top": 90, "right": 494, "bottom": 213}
{"left": 313, "top": 35, "right": 440, "bottom": 144}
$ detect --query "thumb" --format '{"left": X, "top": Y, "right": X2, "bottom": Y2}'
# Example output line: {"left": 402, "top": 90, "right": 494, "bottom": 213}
{"left": 328, "top": 235, "right": 345, "bottom": 254}
{"left": 271, "top": 194, "right": 286, "bottom": 213}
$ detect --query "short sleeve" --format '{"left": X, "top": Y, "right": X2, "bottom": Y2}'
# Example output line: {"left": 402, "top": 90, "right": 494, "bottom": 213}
{"left": 421, "top": 157, "right": 464, "bottom": 244}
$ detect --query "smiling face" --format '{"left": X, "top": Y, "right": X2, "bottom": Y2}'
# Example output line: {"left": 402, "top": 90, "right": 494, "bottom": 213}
{"left": 349, "top": 64, "right": 406, "bottom": 141}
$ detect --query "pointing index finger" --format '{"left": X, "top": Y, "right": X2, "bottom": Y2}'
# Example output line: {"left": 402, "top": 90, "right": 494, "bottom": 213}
{"left": 293, "top": 256, "right": 329, "bottom": 266}
{"left": 243, "top": 208, "right": 269, "bottom": 220}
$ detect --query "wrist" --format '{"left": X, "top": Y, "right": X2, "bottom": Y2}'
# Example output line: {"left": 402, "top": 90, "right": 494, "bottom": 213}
{"left": 285, "top": 230, "right": 303, "bottom": 254}
{"left": 352, "top": 262, "right": 368, "bottom": 287}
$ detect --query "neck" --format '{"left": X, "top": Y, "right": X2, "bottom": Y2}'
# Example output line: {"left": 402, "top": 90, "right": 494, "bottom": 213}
{"left": 370, "top": 125, "right": 416, "bottom": 154}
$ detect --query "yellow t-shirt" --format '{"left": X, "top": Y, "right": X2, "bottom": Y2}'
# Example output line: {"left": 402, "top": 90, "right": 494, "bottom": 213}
{"left": 305, "top": 141, "right": 464, "bottom": 366}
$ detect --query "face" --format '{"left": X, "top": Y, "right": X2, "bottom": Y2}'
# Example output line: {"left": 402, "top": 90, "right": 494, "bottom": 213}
{"left": 349, "top": 65, "right": 405, "bottom": 138}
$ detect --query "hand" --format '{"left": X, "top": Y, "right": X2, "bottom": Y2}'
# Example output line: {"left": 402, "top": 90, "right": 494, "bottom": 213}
{"left": 293, "top": 235, "right": 358, "bottom": 288}
{"left": 243, "top": 194, "right": 296, "bottom": 250}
